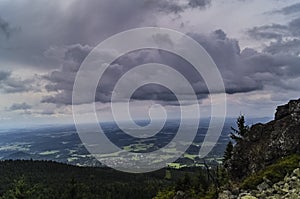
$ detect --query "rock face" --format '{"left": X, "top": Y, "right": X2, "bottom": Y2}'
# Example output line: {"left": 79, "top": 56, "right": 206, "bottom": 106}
{"left": 275, "top": 99, "right": 300, "bottom": 121}
{"left": 219, "top": 167, "right": 300, "bottom": 199}
{"left": 227, "top": 99, "right": 300, "bottom": 180}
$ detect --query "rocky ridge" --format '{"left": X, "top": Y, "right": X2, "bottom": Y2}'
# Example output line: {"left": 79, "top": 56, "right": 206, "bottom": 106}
{"left": 227, "top": 98, "right": 300, "bottom": 180}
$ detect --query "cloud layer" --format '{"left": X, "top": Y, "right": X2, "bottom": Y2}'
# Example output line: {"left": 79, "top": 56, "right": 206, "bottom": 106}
{"left": 0, "top": 0, "right": 300, "bottom": 121}
{"left": 0, "top": 71, "right": 38, "bottom": 93}
{"left": 9, "top": 102, "right": 32, "bottom": 111}
{"left": 41, "top": 27, "right": 300, "bottom": 106}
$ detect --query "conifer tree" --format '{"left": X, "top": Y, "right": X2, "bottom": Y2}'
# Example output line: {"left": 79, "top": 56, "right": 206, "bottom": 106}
{"left": 230, "top": 115, "right": 249, "bottom": 141}
{"left": 223, "top": 141, "right": 233, "bottom": 162}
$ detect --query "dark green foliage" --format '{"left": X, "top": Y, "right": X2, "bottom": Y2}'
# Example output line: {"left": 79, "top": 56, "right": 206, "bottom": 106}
{"left": 175, "top": 173, "right": 192, "bottom": 191}
{"left": 223, "top": 141, "right": 233, "bottom": 162}
{"left": 230, "top": 115, "right": 249, "bottom": 141}
{"left": 241, "top": 154, "right": 300, "bottom": 189}
{"left": 155, "top": 167, "right": 219, "bottom": 199}
{"left": 153, "top": 187, "right": 175, "bottom": 199}
{"left": 225, "top": 116, "right": 252, "bottom": 179}
{"left": 216, "top": 166, "right": 229, "bottom": 189}
{"left": 164, "top": 170, "right": 172, "bottom": 180}
{"left": 0, "top": 160, "right": 171, "bottom": 199}
{"left": 0, "top": 160, "right": 221, "bottom": 199}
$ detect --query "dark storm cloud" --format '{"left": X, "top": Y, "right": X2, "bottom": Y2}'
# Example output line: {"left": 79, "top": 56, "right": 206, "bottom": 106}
{"left": 42, "top": 43, "right": 210, "bottom": 105}
{"left": 0, "top": 0, "right": 150, "bottom": 70}
{"left": 41, "top": 44, "right": 92, "bottom": 105}
{"left": 41, "top": 29, "right": 300, "bottom": 106}
{"left": 240, "top": 49, "right": 300, "bottom": 85}
{"left": 189, "top": 30, "right": 266, "bottom": 94}
{"left": 246, "top": 17, "right": 300, "bottom": 87}
{"left": 245, "top": 13, "right": 300, "bottom": 93}
{"left": 0, "top": 0, "right": 211, "bottom": 70}
{"left": 0, "top": 71, "right": 38, "bottom": 93}
{"left": 9, "top": 102, "right": 32, "bottom": 111}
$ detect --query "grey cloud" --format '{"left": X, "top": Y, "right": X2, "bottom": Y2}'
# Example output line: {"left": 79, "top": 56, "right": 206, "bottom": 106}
{"left": 0, "top": 0, "right": 211, "bottom": 71}
{"left": 0, "top": 71, "right": 10, "bottom": 81}
{"left": 42, "top": 43, "right": 209, "bottom": 105}
{"left": 263, "top": 39, "right": 300, "bottom": 55}
{"left": 64, "top": 44, "right": 92, "bottom": 63}
{"left": 42, "top": 29, "right": 298, "bottom": 106}
{"left": 0, "top": 16, "right": 19, "bottom": 39}
{"left": 41, "top": 94, "right": 70, "bottom": 105}
{"left": 145, "top": 0, "right": 211, "bottom": 14}
{"left": 248, "top": 16, "right": 300, "bottom": 40}
{"left": 247, "top": 24, "right": 288, "bottom": 40}
{"left": 188, "top": 0, "right": 211, "bottom": 8}
{"left": 151, "top": 0, "right": 184, "bottom": 14}
{"left": 0, "top": 0, "right": 155, "bottom": 70}
{"left": 189, "top": 30, "right": 266, "bottom": 94}
{"left": 246, "top": 17, "right": 300, "bottom": 87}
{"left": 0, "top": 17, "right": 10, "bottom": 38}
{"left": 9, "top": 102, "right": 32, "bottom": 111}
{"left": 273, "top": 3, "right": 300, "bottom": 15}
{"left": 247, "top": 16, "right": 300, "bottom": 81}
{"left": 40, "top": 110, "right": 55, "bottom": 115}
{"left": 43, "top": 44, "right": 92, "bottom": 94}
{"left": 289, "top": 17, "right": 300, "bottom": 36}
{"left": 0, "top": 71, "right": 38, "bottom": 93}
{"left": 42, "top": 44, "right": 91, "bottom": 105}
{"left": 213, "top": 29, "right": 227, "bottom": 40}
{"left": 3, "top": 79, "right": 34, "bottom": 93}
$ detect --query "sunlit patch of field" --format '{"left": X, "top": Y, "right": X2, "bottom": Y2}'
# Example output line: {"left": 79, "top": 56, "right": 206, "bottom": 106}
{"left": 183, "top": 153, "right": 198, "bottom": 160}
{"left": 167, "top": 163, "right": 187, "bottom": 169}
{"left": 67, "top": 157, "right": 79, "bottom": 162}
{"left": 39, "top": 150, "right": 60, "bottom": 155}
{"left": 0, "top": 143, "right": 31, "bottom": 152}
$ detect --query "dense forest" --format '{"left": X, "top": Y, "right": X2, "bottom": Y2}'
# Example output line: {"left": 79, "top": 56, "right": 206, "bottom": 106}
{"left": 0, "top": 160, "right": 220, "bottom": 199}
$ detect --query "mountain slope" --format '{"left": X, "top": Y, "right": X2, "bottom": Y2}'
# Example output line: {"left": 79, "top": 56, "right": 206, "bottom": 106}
{"left": 226, "top": 98, "right": 300, "bottom": 180}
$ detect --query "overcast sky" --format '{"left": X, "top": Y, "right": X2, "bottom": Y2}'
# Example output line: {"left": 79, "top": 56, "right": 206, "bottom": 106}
{"left": 0, "top": 0, "right": 300, "bottom": 128}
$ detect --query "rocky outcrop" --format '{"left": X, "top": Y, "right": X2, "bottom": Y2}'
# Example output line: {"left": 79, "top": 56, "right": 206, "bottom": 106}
{"left": 218, "top": 167, "right": 300, "bottom": 199}
{"left": 275, "top": 99, "right": 300, "bottom": 121}
{"left": 226, "top": 99, "right": 300, "bottom": 180}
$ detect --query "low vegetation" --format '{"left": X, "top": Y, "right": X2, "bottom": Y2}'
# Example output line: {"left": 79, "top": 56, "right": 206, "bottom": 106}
{"left": 241, "top": 154, "right": 300, "bottom": 189}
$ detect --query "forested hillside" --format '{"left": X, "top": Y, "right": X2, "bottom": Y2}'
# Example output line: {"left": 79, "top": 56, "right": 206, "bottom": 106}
{"left": 0, "top": 160, "right": 167, "bottom": 198}
{"left": 0, "top": 160, "right": 218, "bottom": 199}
